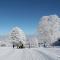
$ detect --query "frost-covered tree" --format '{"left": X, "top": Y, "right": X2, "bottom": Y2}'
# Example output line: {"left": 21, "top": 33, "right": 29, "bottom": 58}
{"left": 28, "top": 35, "right": 38, "bottom": 48}
{"left": 38, "top": 15, "right": 60, "bottom": 45}
{"left": 9, "top": 27, "right": 26, "bottom": 47}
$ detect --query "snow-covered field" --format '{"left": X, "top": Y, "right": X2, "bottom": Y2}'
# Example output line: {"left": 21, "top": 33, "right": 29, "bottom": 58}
{"left": 0, "top": 47, "right": 60, "bottom": 60}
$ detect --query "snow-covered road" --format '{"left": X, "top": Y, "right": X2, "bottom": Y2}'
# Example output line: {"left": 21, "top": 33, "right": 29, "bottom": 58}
{"left": 0, "top": 47, "right": 58, "bottom": 60}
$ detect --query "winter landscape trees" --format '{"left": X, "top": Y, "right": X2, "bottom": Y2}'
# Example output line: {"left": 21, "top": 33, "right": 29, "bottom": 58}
{"left": 37, "top": 15, "right": 60, "bottom": 46}
{"left": 0, "top": 15, "right": 60, "bottom": 47}
{"left": 9, "top": 27, "right": 26, "bottom": 48}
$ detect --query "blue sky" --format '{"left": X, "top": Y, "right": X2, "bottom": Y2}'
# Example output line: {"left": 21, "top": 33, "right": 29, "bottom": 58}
{"left": 0, "top": 0, "right": 60, "bottom": 35}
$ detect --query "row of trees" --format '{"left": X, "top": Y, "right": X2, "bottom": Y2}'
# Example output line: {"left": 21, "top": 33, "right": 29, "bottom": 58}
{"left": 7, "top": 15, "right": 60, "bottom": 48}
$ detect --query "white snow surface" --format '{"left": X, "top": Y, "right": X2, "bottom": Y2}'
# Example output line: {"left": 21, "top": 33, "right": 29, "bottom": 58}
{"left": 0, "top": 47, "right": 59, "bottom": 60}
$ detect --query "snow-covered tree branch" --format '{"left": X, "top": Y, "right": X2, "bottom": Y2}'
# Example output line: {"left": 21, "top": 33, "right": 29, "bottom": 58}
{"left": 37, "top": 15, "right": 60, "bottom": 45}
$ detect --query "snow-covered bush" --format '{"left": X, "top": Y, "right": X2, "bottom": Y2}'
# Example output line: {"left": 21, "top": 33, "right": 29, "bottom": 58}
{"left": 1, "top": 44, "right": 6, "bottom": 47}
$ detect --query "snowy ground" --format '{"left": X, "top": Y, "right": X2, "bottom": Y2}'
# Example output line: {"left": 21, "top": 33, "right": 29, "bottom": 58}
{"left": 0, "top": 47, "right": 60, "bottom": 60}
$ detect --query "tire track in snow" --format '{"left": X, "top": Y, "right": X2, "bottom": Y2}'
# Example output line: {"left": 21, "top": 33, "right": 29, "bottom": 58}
{"left": 29, "top": 49, "right": 46, "bottom": 60}
{"left": 20, "top": 48, "right": 33, "bottom": 60}
{"left": 32, "top": 49, "right": 57, "bottom": 60}
{"left": 0, "top": 48, "right": 57, "bottom": 60}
